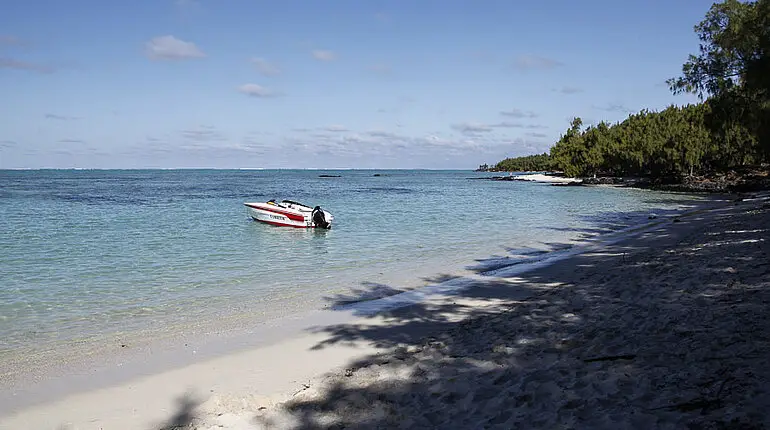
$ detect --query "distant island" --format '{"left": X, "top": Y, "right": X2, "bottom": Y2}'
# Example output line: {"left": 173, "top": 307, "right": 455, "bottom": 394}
{"left": 481, "top": 0, "right": 769, "bottom": 193}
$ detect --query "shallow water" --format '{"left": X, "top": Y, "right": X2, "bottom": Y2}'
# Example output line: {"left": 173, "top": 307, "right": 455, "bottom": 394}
{"left": 0, "top": 169, "right": 707, "bottom": 361}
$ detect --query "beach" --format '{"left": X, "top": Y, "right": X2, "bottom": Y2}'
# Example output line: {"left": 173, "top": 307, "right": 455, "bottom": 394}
{"left": 3, "top": 0, "right": 769, "bottom": 426}
{"left": 0, "top": 169, "right": 706, "bottom": 388}
{"left": 0, "top": 191, "right": 767, "bottom": 429}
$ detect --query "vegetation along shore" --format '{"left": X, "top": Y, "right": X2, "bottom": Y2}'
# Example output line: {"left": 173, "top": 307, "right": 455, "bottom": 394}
{"left": 480, "top": 0, "right": 770, "bottom": 194}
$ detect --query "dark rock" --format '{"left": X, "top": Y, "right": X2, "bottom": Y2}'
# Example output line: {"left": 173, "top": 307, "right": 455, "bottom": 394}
{"left": 581, "top": 177, "right": 627, "bottom": 185}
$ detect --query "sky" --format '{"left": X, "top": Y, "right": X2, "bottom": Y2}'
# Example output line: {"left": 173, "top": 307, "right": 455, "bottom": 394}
{"left": 0, "top": 0, "right": 713, "bottom": 169}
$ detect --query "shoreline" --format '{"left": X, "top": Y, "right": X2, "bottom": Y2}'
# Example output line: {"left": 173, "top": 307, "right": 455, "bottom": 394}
{"left": 0, "top": 210, "right": 670, "bottom": 415}
{"left": 0, "top": 189, "right": 720, "bottom": 390}
{"left": 1, "top": 192, "right": 761, "bottom": 428}
{"left": 0, "top": 184, "right": 713, "bottom": 399}
{"left": 260, "top": 192, "right": 769, "bottom": 428}
{"left": 275, "top": 191, "right": 769, "bottom": 428}
{"left": 473, "top": 168, "right": 770, "bottom": 194}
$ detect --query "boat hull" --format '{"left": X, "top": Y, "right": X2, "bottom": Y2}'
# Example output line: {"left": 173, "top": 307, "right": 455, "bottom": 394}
{"left": 244, "top": 202, "right": 333, "bottom": 228}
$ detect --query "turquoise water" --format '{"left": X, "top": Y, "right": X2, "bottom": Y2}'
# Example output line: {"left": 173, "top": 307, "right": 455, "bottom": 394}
{"left": 0, "top": 169, "right": 705, "bottom": 364}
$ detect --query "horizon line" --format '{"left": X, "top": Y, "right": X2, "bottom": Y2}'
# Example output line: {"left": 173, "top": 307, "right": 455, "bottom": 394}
{"left": 0, "top": 167, "right": 482, "bottom": 171}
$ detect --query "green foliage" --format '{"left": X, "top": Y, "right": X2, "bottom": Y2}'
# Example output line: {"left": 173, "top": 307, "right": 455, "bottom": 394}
{"left": 494, "top": 0, "right": 768, "bottom": 179}
{"left": 668, "top": 0, "right": 770, "bottom": 158}
{"left": 667, "top": 0, "right": 768, "bottom": 98}
{"left": 549, "top": 118, "right": 586, "bottom": 177}
{"left": 548, "top": 105, "right": 718, "bottom": 179}
{"left": 495, "top": 153, "right": 552, "bottom": 172}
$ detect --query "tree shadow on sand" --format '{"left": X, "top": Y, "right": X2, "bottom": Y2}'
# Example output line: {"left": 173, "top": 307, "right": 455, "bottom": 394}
{"left": 156, "top": 392, "right": 203, "bottom": 430}
{"left": 258, "top": 200, "right": 770, "bottom": 429}
{"left": 465, "top": 204, "right": 733, "bottom": 276}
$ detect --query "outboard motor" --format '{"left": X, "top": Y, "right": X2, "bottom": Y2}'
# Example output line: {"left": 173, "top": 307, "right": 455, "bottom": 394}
{"left": 311, "top": 206, "right": 331, "bottom": 229}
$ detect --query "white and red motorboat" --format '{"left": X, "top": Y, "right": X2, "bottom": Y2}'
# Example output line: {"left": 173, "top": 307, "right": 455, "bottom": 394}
{"left": 244, "top": 199, "right": 334, "bottom": 229}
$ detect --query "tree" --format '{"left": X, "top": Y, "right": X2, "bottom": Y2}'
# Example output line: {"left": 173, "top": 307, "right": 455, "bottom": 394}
{"left": 549, "top": 117, "right": 586, "bottom": 176}
{"left": 494, "top": 153, "right": 552, "bottom": 172}
{"left": 668, "top": 0, "right": 770, "bottom": 158}
{"left": 491, "top": 1, "right": 768, "bottom": 180}
{"left": 498, "top": 106, "right": 716, "bottom": 180}
{"left": 667, "top": 0, "right": 763, "bottom": 98}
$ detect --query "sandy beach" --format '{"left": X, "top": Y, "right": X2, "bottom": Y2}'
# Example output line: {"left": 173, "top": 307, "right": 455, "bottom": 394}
{"left": 2, "top": 192, "right": 769, "bottom": 429}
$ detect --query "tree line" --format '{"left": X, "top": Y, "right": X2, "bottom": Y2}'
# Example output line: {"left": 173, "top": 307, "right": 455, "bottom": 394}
{"left": 493, "top": 0, "right": 769, "bottom": 180}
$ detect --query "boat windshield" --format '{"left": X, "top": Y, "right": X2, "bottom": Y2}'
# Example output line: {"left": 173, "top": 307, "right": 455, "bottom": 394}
{"left": 282, "top": 200, "right": 309, "bottom": 207}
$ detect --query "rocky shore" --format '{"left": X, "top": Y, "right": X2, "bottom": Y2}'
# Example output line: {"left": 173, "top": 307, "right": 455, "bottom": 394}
{"left": 475, "top": 166, "right": 770, "bottom": 194}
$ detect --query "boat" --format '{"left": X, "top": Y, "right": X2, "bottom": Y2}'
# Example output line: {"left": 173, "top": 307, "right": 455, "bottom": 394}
{"left": 244, "top": 199, "right": 334, "bottom": 229}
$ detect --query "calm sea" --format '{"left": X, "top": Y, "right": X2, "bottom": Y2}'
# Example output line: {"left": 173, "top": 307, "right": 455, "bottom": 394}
{"left": 0, "top": 169, "right": 706, "bottom": 372}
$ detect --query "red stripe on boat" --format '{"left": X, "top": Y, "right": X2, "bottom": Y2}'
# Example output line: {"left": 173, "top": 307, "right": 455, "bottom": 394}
{"left": 257, "top": 219, "right": 315, "bottom": 228}
{"left": 244, "top": 203, "right": 306, "bottom": 222}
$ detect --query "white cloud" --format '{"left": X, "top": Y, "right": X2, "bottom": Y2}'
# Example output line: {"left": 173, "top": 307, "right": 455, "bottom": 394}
{"left": 282, "top": 130, "right": 499, "bottom": 161}
{"left": 452, "top": 121, "right": 549, "bottom": 135}
{"left": 145, "top": 35, "right": 205, "bottom": 60}
{"left": 0, "top": 36, "right": 54, "bottom": 73}
{"left": 174, "top": 132, "right": 267, "bottom": 155}
{"left": 312, "top": 50, "right": 337, "bottom": 61}
{"left": 500, "top": 109, "right": 538, "bottom": 118}
{"left": 490, "top": 121, "right": 522, "bottom": 128}
{"left": 0, "top": 57, "right": 53, "bottom": 73}
{"left": 238, "top": 83, "right": 278, "bottom": 98}
{"left": 592, "top": 103, "right": 634, "bottom": 114}
{"left": 451, "top": 122, "right": 493, "bottom": 134}
{"left": 324, "top": 125, "right": 348, "bottom": 132}
{"left": 493, "top": 121, "right": 549, "bottom": 130}
{"left": 181, "top": 125, "right": 227, "bottom": 142}
{"left": 38, "top": 123, "right": 545, "bottom": 168}
{"left": 367, "top": 130, "right": 401, "bottom": 139}
{"left": 513, "top": 55, "right": 563, "bottom": 70}
{"left": 525, "top": 132, "right": 548, "bottom": 138}
{"left": 251, "top": 57, "right": 281, "bottom": 76}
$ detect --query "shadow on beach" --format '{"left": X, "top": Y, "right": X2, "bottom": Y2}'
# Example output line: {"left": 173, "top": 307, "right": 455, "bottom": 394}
{"left": 156, "top": 392, "right": 203, "bottom": 430}
{"left": 252, "top": 198, "right": 770, "bottom": 429}
{"left": 151, "top": 196, "right": 768, "bottom": 429}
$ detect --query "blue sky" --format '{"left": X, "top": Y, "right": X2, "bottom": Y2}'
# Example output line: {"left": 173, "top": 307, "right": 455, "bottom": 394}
{"left": 1, "top": 0, "right": 710, "bottom": 169}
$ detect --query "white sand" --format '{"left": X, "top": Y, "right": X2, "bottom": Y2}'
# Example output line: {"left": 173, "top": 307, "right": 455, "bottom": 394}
{"left": 2, "top": 193, "right": 769, "bottom": 429}
{"left": 513, "top": 173, "right": 582, "bottom": 183}
{"left": 0, "top": 326, "right": 382, "bottom": 430}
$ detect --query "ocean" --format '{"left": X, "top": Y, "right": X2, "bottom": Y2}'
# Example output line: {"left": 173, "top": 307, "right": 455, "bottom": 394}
{"left": 0, "top": 169, "right": 707, "bottom": 375}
